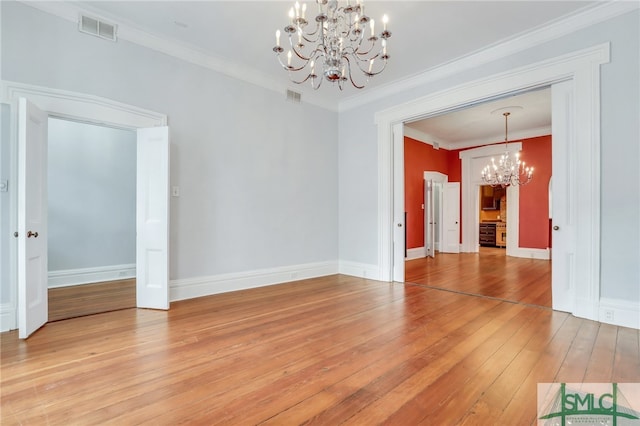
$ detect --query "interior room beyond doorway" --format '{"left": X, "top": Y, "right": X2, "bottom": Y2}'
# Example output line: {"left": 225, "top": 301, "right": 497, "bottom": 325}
{"left": 47, "top": 118, "right": 137, "bottom": 320}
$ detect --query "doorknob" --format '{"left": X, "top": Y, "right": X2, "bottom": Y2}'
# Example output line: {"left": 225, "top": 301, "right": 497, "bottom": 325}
{"left": 27, "top": 231, "right": 39, "bottom": 238}
{"left": 552, "top": 225, "right": 560, "bottom": 231}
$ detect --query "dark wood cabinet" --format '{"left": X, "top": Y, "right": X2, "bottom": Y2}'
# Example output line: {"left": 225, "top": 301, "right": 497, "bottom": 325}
{"left": 479, "top": 223, "right": 496, "bottom": 246}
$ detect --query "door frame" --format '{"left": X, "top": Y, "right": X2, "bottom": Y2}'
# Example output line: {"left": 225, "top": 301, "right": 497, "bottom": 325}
{"left": 375, "top": 43, "right": 609, "bottom": 322}
{"left": 423, "top": 171, "right": 447, "bottom": 256}
{"left": 1, "top": 81, "right": 167, "bottom": 331}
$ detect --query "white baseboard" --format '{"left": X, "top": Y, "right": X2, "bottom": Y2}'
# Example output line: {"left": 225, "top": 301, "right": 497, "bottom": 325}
{"left": 599, "top": 298, "right": 640, "bottom": 330}
{"left": 0, "top": 303, "right": 16, "bottom": 332}
{"left": 338, "top": 260, "right": 381, "bottom": 281}
{"left": 48, "top": 263, "right": 136, "bottom": 288}
{"left": 509, "top": 247, "right": 551, "bottom": 260}
{"left": 405, "top": 247, "right": 426, "bottom": 260}
{"left": 170, "top": 260, "right": 338, "bottom": 302}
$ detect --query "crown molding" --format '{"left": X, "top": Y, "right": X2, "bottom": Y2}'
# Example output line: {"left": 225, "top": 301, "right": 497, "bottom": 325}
{"left": 404, "top": 125, "right": 552, "bottom": 151}
{"left": 339, "top": 1, "right": 639, "bottom": 112}
{"left": 18, "top": 1, "right": 339, "bottom": 112}
{"left": 20, "top": 1, "right": 636, "bottom": 114}
{"left": 403, "top": 127, "right": 450, "bottom": 148}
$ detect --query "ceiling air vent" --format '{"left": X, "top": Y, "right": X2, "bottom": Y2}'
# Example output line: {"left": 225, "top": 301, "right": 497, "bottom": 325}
{"left": 78, "top": 14, "right": 117, "bottom": 42}
{"left": 286, "top": 89, "right": 301, "bottom": 103}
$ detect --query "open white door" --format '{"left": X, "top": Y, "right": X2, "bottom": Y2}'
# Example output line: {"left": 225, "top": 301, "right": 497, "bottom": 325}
{"left": 392, "top": 123, "right": 405, "bottom": 282}
{"left": 425, "top": 179, "right": 435, "bottom": 258}
{"left": 136, "top": 127, "right": 169, "bottom": 309}
{"left": 441, "top": 182, "right": 460, "bottom": 253}
{"left": 550, "top": 81, "right": 574, "bottom": 313}
{"left": 18, "top": 98, "right": 48, "bottom": 339}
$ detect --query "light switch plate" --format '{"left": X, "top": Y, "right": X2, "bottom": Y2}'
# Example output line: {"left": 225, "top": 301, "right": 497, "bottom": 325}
{"left": 171, "top": 186, "right": 180, "bottom": 197}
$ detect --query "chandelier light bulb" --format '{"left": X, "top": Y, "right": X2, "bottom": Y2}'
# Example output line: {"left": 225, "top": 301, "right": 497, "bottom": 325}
{"left": 272, "top": 0, "right": 392, "bottom": 90}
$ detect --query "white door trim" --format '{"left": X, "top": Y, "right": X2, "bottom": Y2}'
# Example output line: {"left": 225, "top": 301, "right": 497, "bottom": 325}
{"left": 375, "top": 43, "right": 609, "bottom": 322}
{"left": 1, "top": 81, "right": 167, "bottom": 332}
{"left": 423, "top": 171, "right": 447, "bottom": 257}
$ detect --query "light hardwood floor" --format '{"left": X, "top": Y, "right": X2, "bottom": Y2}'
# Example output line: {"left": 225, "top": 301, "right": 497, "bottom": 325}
{"left": 2, "top": 274, "right": 638, "bottom": 425}
{"left": 406, "top": 248, "right": 552, "bottom": 307}
{"left": 48, "top": 279, "right": 136, "bottom": 322}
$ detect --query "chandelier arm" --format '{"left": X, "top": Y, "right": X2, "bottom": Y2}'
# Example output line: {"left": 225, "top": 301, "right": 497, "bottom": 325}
{"left": 288, "top": 73, "right": 319, "bottom": 85}
{"left": 343, "top": 57, "right": 366, "bottom": 89}
{"left": 275, "top": 54, "right": 308, "bottom": 72}
{"left": 353, "top": 38, "right": 377, "bottom": 56}
{"left": 300, "top": 19, "right": 322, "bottom": 40}
{"left": 310, "top": 74, "right": 322, "bottom": 89}
{"left": 349, "top": 53, "right": 388, "bottom": 76}
{"left": 289, "top": 40, "right": 324, "bottom": 62}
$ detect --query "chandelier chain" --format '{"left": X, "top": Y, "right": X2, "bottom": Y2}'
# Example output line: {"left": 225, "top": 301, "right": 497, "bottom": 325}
{"left": 481, "top": 112, "right": 534, "bottom": 187}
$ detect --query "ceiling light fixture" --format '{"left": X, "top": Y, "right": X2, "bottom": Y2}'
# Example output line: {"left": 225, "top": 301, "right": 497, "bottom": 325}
{"left": 272, "top": 0, "right": 391, "bottom": 90}
{"left": 481, "top": 112, "right": 534, "bottom": 187}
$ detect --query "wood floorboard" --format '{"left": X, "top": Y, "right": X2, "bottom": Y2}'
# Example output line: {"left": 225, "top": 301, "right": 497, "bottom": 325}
{"left": 48, "top": 279, "right": 136, "bottom": 322}
{"left": 406, "top": 247, "right": 552, "bottom": 308}
{"left": 1, "top": 274, "right": 638, "bottom": 425}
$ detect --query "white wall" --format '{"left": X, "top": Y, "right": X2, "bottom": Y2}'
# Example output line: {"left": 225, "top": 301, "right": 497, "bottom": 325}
{"left": 47, "top": 118, "right": 136, "bottom": 276}
{"left": 1, "top": 2, "right": 339, "bottom": 287}
{"left": 338, "top": 10, "right": 639, "bottom": 304}
{"left": 1, "top": 104, "right": 10, "bottom": 305}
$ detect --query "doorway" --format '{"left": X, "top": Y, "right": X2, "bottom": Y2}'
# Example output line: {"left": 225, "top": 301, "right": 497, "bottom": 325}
{"left": 47, "top": 117, "right": 137, "bottom": 321}
{"left": 7, "top": 82, "right": 170, "bottom": 338}
{"left": 382, "top": 45, "right": 607, "bottom": 321}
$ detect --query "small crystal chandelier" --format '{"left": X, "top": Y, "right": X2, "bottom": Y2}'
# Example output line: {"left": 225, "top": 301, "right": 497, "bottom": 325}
{"left": 272, "top": 0, "right": 391, "bottom": 90}
{"left": 481, "top": 112, "right": 534, "bottom": 187}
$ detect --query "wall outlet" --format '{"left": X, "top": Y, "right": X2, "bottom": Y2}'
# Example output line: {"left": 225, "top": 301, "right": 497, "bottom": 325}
{"left": 603, "top": 309, "right": 614, "bottom": 322}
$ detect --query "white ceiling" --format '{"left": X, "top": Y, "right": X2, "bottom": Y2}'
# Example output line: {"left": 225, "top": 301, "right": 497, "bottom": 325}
{"left": 405, "top": 87, "right": 552, "bottom": 149}
{"left": 73, "top": 0, "right": 598, "bottom": 146}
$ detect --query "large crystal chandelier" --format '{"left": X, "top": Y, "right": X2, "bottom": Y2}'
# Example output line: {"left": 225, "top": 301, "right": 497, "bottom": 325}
{"left": 481, "top": 112, "right": 534, "bottom": 187}
{"left": 272, "top": 0, "right": 391, "bottom": 90}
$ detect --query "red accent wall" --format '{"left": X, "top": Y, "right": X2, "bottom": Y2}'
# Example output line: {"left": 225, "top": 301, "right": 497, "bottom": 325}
{"left": 404, "top": 135, "right": 552, "bottom": 251}
{"left": 518, "top": 135, "right": 552, "bottom": 249}
{"left": 404, "top": 137, "right": 459, "bottom": 249}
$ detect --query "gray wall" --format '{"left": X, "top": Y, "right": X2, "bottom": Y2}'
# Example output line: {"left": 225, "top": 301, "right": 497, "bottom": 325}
{"left": 338, "top": 10, "right": 640, "bottom": 302}
{"left": 47, "top": 118, "right": 136, "bottom": 273}
{"left": 1, "top": 1, "right": 339, "bottom": 282}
